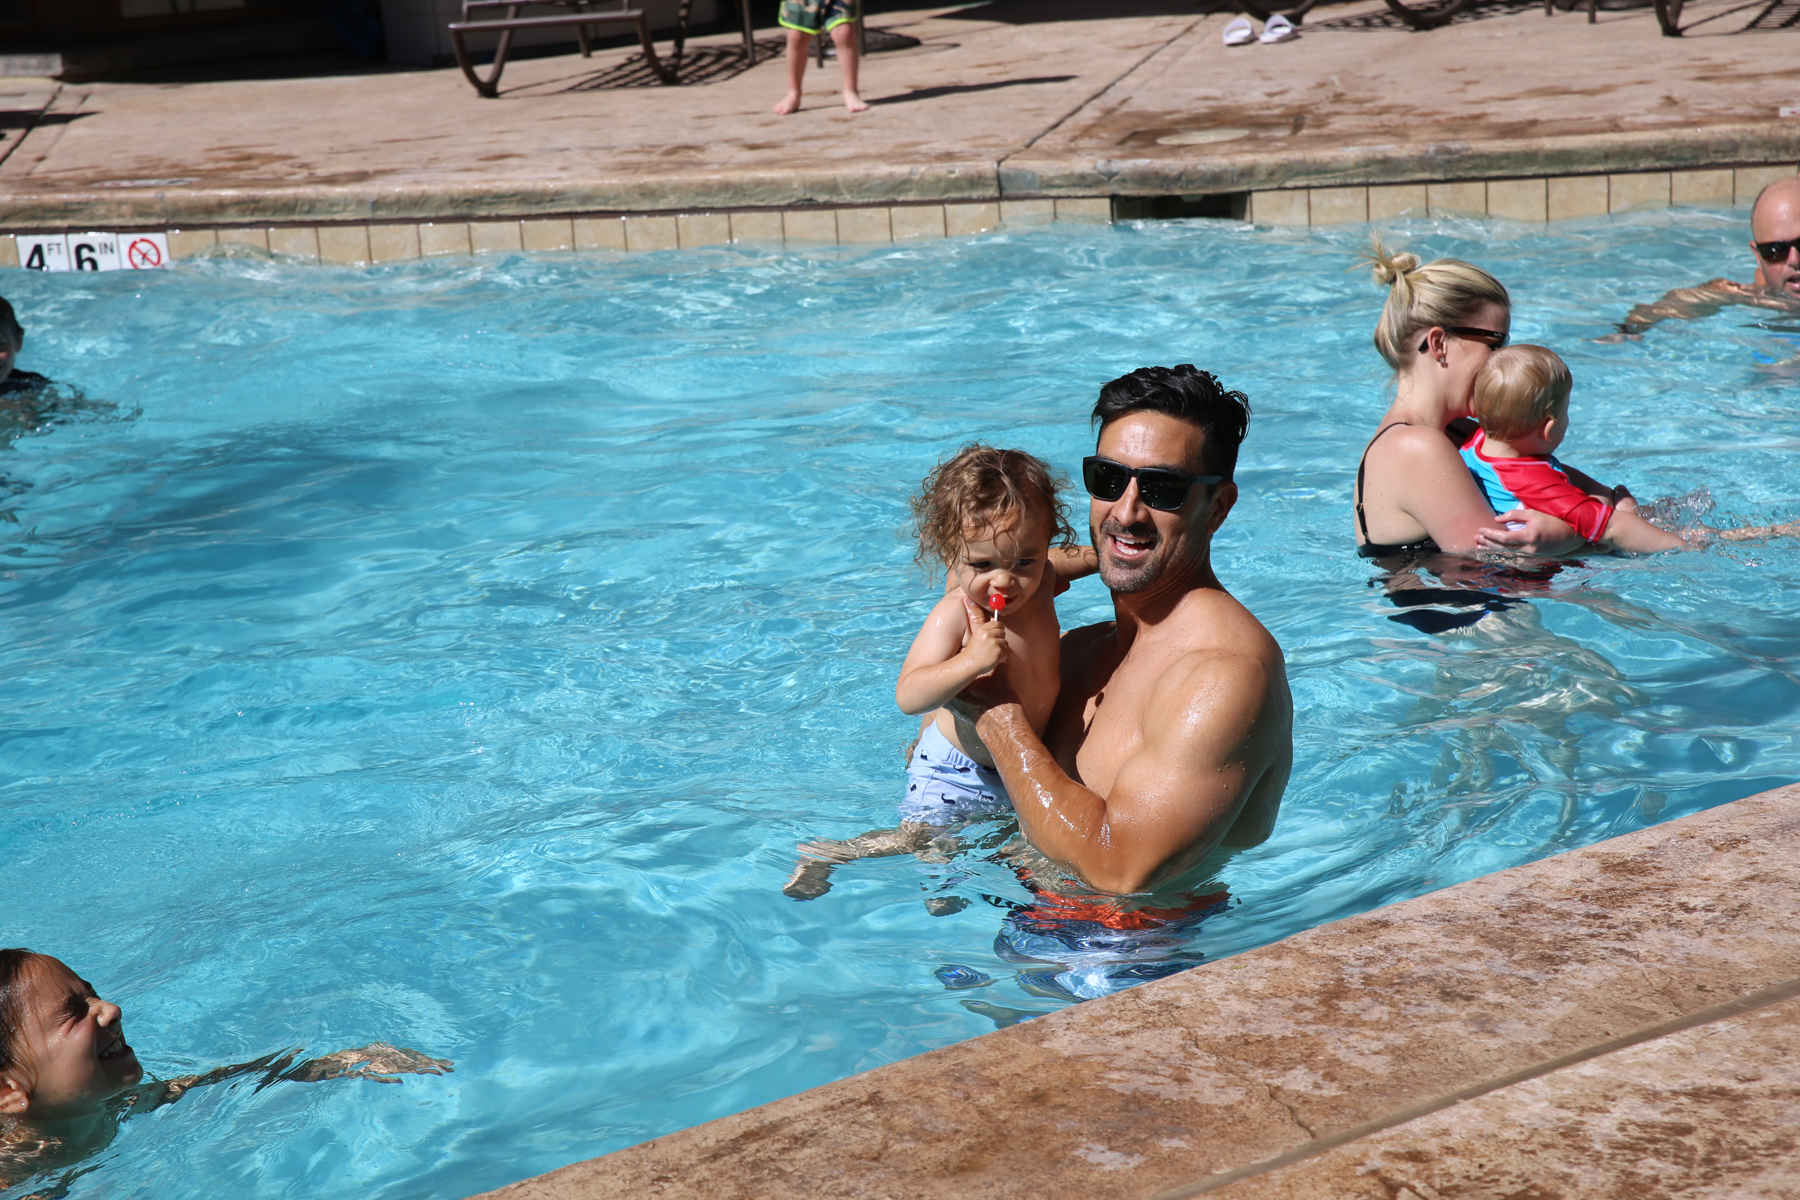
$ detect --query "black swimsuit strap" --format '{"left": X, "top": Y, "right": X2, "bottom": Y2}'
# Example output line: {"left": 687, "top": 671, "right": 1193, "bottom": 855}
{"left": 1355, "top": 421, "right": 1412, "bottom": 543}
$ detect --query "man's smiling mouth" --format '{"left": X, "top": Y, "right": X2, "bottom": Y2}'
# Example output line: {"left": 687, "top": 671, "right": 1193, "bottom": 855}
{"left": 99, "top": 1030, "right": 130, "bottom": 1061}
{"left": 1107, "top": 529, "right": 1155, "bottom": 559}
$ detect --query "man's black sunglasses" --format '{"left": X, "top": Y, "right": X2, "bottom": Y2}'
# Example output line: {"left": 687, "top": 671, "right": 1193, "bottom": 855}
{"left": 1082, "top": 456, "right": 1223, "bottom": 512}
{"left": 1755, "top": 239, "right": 1799, "bottom": 265}
{"left": 1417, "top": 325, "right": 1509, "bottom": 352}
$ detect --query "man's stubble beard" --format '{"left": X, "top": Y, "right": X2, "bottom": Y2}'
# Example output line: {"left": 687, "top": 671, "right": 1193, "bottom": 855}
{"left": 1094, "top": 516, "right": 1166, "bottom": 595}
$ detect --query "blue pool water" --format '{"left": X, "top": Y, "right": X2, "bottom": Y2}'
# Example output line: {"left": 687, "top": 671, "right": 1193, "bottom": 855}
{"left": 3, "top": 209, "right": 1798, "bottom": 1198}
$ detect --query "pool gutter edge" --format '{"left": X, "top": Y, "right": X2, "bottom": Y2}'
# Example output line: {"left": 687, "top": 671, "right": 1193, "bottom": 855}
{"left": 1, "top": 121, "right": 1796, "bottom": 231}
{"left": 467, "top": 783, "right": 1800, "bottom": 1200}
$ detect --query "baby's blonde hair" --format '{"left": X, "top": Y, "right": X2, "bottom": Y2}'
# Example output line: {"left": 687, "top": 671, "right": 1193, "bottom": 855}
{"left": 1363, "top": 237, "right": 1511, "bottom": 371}
{"left": 1473, "top": 345, "right": 1572, "bottom": 441}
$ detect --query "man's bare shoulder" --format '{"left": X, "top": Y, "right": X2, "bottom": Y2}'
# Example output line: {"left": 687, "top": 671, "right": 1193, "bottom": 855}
{"left": 1154, "top": 593, "right": 1289, "bottom": 718}
{"left": 1158, "top": 633, "right": 1285, "bottom": 709}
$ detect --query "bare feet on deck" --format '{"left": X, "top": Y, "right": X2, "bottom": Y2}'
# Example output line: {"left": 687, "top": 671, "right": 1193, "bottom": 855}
{"left": 843, "top": 90, "right": 868, "bottom": 113}
{"left": 773, "top": 91, "right": 802, "bottom": 115}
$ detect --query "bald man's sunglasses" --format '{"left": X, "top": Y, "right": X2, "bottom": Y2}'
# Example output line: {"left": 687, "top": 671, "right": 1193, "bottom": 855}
{"left": 1083, "top": 456, "right": 1223, "bottom": 512}
{"left": 1755, "top": 239, "right": 1799, "bottom": 265}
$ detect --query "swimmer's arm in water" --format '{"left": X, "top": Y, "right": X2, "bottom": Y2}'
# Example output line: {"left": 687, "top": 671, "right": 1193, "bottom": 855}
{"left": 961, "top": 650, "right": 1286, "bottom": 895}
{"left": 896, "top": 593, "right": 1007, "bottom": 716}
{"left": 150, "top": 1044, "right": 452, "bottom": 1108}
{"left": 1614, "top": 280, "right": 1744, "bottom": 335}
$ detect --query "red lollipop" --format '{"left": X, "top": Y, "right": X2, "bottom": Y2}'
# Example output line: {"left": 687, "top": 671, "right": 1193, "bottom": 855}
{"left": 989, "top": 593, "right": 1006, "bottom": 616}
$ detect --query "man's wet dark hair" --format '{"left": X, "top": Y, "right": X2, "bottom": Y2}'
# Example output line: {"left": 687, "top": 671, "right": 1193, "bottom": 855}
{"left": 1, "top": 948, "right": 45, "bottom": 1074}
{"left": 1091, "top": 364, "right": 1251, "bottom": 481}
{"left": 0, "top": 297, "right": 21, "bottom": 346}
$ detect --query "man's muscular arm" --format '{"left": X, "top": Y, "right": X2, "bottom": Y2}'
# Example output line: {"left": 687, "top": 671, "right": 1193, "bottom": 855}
{"left": 962, "top": 653, "right": 1283, "bottom": 894}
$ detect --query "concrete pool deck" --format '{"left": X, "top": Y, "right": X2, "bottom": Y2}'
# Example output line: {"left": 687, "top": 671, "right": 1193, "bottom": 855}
{"left": 1, "top": 0, "right": 1797, "bottom": 263}
{"left": 475, "top": 785, "right": 1800, "bottom": 1199}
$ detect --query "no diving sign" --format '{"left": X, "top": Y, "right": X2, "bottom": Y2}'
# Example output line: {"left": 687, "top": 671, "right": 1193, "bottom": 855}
{"left": 16, "top": 232, "right": 171, "bottom": 272}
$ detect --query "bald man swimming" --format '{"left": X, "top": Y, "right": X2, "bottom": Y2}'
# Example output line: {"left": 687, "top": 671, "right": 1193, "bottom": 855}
{"left": 1615, "top": 176, "right": 1800, "bottom": 336}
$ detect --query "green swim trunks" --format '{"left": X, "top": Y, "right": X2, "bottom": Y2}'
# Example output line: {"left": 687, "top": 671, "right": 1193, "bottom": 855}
{"left": 778, "top": 0, "right": 859, "bottom": 34}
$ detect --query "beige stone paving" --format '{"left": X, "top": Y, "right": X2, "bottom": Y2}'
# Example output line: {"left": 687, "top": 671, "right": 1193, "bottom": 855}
{"left": 472, "top": 786, "right": 1800, "bottom": 1200}
{"left": 0, "top": 0, "right": 1795, "bottom": 230}
{"left": 1207, "top": 993, "right": 1800, "bottom": 1200}
{"left": 0, "top": 2, "right": 1199, "bottom": 226}
{"left": 1009, "top": 0, "right": 1800, "bottom": 195}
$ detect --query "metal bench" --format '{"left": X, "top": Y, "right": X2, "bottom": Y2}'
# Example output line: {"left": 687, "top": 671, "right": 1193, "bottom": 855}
{"left": 448, "top": 0, "right": 675, "bottom": 98}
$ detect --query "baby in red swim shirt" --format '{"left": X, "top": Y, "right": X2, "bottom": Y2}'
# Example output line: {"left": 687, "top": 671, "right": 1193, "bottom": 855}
{"left": 1460, "top": 345, "right": 1795, "bottom": 552}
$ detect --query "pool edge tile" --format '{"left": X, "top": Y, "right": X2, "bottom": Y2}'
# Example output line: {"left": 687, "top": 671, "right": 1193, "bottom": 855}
{"left": 1735, "top": 163, "right": 1798, "bottom": 205}
{"left": 623, "top": 214, "right": 679, "bottom": 252}
{"left": 1053, "top": 197, "right": 1110, "bottom": 224}
{"left": 522, "top": 218, "right": 575, "bottom": 252}
{"left": 318, "top": 225, "right": 371, "bottom": 264}
{"left": 729, "top": 210, "right": 785, "bottom": 244}
{"left": 573, "top": 217, "right": 627, "bottom": 251}
{"left": 267, "top": 226, "right": 321, "bottom": 262}
{"left": 944, "top": 201, "right": 1000, "bottom": 237}
{"left": 890, "top": 204, "right": 947, "bottom": 241}
{"left": 470, "top": 220, "right": 524, "bottom": 255}
{"left": 369, "top": 223, "right": 421, "bottom": 262}
{"left": 835, "top": 206, "right": 892, "bottom": 244}
{"left": 676, "top": 212, "right": 732, "bottom": 249}
{"left": 1367, "top": 183, "right": 1427, "bottom": 222}
{"left": 1548, "top": 174, "right": 1610, "bottom": 221}
{"left": 167, "top": 228, "right": 217, "bottom": 260}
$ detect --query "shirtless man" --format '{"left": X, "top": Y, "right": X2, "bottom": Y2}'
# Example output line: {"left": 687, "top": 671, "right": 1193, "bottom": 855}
{"left": 1616, "top": 176, "right": 1800, "bottom": 335}
{"left": 952, "top": 365, "right": 1293, "bottom": 898}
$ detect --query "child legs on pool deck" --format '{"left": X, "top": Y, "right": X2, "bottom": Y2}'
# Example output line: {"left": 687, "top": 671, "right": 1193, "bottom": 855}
{"left": 772, "top": 0, "right": 867, "bottom": 115}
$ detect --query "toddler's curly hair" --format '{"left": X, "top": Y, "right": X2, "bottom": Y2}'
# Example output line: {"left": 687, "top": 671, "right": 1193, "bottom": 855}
{"left": 909, "top": 443, "right": 1076, "bottom": 569}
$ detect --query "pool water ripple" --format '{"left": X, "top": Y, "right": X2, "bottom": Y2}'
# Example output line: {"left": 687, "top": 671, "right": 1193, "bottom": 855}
{"left": 2, "top": 210, "right": 1798, "bottom": 1199}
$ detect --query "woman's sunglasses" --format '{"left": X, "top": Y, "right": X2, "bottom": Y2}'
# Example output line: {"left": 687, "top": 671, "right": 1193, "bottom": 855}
{"left": 1755, "top": 239, "right": 1798, "bottom": 265}
{"left": 1082, "top": 456, "right": 1223, "bottom": 512}
{"left": 1417, "top": 326, "right": 1510, "bottom": 352}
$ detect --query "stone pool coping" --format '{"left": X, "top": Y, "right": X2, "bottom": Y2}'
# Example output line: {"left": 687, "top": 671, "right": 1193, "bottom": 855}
{"left": 2, "top": 160, "right": 1796, "bottom": 270}
{"left": 470, "top": 784, "right": 1800, "bottom": 1199}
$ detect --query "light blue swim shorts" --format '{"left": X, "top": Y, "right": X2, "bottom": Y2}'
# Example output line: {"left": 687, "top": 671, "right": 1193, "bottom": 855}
{"left": 899, "top": 722, "right": 1013, "bottom": 825}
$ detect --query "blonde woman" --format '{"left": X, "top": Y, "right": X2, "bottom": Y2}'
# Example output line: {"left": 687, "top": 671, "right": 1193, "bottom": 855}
{"left": 1353, "top": 242, "right": 1601, "bottom": 560}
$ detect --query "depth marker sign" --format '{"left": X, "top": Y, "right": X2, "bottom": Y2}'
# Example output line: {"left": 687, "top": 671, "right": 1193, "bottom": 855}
{"left": 15, "top": 232, "right": 170, "bottom": 272}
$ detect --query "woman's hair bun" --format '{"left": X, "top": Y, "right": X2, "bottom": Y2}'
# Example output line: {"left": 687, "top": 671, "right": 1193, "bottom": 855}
{"left": 1367, "top": 243, "right": 1420, "bottom": 288}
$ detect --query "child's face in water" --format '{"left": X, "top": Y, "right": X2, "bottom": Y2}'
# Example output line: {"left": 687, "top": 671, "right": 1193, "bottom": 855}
{"left": 954, "top": 507, "right": 1051, "bottom": 616}
{"left": 0, "top": 958, "right": 142, "bottom": 1122}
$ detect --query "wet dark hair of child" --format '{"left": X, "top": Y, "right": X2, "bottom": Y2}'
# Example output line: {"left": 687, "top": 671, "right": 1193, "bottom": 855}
{"left": 0, "top": 299, "right": 22, "bottom": 347}
{"left": 909, "top": 443, "right": 1076, "bottom": 571}
{"left": 1, "top": 948, "right": 45, "bottom": 1076}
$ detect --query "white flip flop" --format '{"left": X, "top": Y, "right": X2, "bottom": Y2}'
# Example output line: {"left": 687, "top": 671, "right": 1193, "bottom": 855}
{"left": 1222, "top": 16, "right": 1254, "bottom": 45}
{"left": 1259, "top": 13, "right": 1297, "bottom": 42}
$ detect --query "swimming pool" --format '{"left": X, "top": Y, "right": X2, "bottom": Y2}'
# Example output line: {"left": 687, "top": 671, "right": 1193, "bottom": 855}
{"left": 3, "top": 209, "right": 1797, "bottom": 1199}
